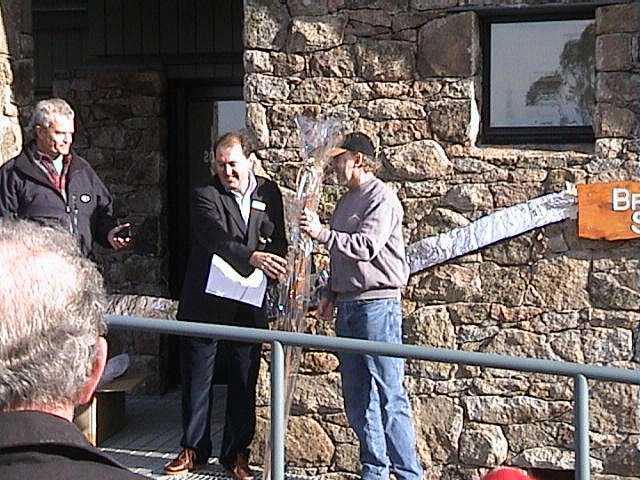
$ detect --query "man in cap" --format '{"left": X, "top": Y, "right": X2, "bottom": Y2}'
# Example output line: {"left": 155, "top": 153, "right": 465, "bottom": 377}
{"left": 300, "top": 132, "right": 423, "bottom": 480}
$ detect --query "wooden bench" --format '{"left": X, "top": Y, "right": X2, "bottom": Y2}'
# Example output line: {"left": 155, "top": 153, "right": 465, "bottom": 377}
{"left": 74, "top": 372, "right": 145, "bottom": 446}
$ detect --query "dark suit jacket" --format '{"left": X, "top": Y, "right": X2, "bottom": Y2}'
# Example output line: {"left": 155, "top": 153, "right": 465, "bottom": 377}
{"left": 0, "top": 410, "right": 147, "bottom": 480}
{"left": 177, "top": 175, "right": 287, "bottom": 327}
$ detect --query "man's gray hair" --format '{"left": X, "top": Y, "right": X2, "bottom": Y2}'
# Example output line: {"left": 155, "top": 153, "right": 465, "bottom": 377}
{"left": 0, "top": 220, "right": 106, "bottom": 411}
{"left": 29, "top": 98, "right": 75, "bottom": 131}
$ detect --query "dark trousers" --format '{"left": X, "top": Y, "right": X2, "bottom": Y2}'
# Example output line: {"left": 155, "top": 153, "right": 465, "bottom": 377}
{"left": 179, "top": 334, "right": 262, "bottom": 464}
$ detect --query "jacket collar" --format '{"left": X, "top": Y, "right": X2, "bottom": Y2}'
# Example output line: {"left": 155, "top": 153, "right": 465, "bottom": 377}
{"left": 213, "top": 175, "right": 269, "bottom": 246}
{"left": 15, "top": 142, "right": 88, "bottom": 188}
{"left": 0, "top": 410, "right": 125, "bottom": 469}
{"left": 246, "top": 178, "right": 269, "bottom": 248}
{"left": 214, "top": 175, "right": 248, "bottom": 233}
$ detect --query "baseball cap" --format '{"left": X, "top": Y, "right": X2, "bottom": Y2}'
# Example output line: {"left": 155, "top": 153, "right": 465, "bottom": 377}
{"left": 482, "top": 468, "right": 533, "bottom": 480}
{"left": 329, "top": 132, "right": 376, "bottom": 158}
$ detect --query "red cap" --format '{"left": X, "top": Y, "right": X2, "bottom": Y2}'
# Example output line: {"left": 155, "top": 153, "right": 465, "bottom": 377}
{"left": 483, "top": 468, "right": 532, "bottom": 480}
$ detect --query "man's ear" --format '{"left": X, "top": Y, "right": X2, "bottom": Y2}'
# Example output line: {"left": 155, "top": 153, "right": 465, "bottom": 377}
{"left": 77, "top": 337, "right": 107, "bottom": 406}
{"left": 354, "top": 152, "right": 365, "bottom": 168}
{"left": 34, "top": 125, "right": 44, "bottom": 142}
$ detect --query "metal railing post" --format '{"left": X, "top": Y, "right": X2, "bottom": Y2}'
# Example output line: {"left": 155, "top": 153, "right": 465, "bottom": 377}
{"left": 104, "top": 315, "right": 640, "bottom": 480}
{"left": 574, "top": 374, "right": 590, "bottom": 480}
{"left": 271, "top": 341, "right": 285, "bottom": 480}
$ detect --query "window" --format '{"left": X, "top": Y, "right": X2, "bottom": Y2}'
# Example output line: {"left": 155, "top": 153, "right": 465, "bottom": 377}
{"left": 33, "top": 0, "right": 88, "bottom": 97}
{"left": 481, "top": 10, "right": 596, "bottom": 144}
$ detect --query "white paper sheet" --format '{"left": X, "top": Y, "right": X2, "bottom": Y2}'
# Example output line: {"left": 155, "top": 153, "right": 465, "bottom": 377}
{"left": 205, "top": 254, "right": 267, "bottom": 307}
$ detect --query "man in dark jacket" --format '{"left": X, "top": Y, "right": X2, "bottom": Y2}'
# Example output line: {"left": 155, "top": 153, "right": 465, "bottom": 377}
{"left": 164, "top": 131, "right": 288, "bottom": 478}
{"left": 0, "top": 220, "right": 146, "bottom": 480}
{"left": 0, "top": 98, "right": 130, "bottom": 257}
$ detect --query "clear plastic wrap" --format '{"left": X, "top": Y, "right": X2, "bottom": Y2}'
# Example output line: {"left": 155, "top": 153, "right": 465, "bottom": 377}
{"left": 262, "top": 116, "right": 342, "bottom": 478}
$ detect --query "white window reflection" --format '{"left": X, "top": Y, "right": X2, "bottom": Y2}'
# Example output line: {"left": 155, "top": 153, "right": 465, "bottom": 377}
{"left": 490, "top": 19, "right": 595, "bottom": 128}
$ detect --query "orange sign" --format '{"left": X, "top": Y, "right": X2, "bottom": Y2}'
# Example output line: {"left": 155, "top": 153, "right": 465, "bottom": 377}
{"left": 578, "top": 181, "right": 640, "bottom": 240}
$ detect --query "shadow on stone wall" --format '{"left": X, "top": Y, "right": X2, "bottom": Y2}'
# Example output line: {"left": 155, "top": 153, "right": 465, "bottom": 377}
{"left": 54, "top": 69, "right": 169, "bottom": 298}
{"left": 0, "top": 0, "right": 33, "bottom": 164}
{"left": 52, "top": 69, "right": 173, "bottom": 394}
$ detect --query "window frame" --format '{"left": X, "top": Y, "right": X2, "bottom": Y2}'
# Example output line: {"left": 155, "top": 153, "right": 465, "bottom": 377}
{"left": 480, "top": 8, "right": 597, "bottom": 145}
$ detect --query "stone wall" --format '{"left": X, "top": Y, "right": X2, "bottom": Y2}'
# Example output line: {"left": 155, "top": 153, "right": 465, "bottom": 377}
{"left": 53, "top": 70, "right": 172, "bottom": 392}
{"left": 1, "top": 0, "right": 638, "bottom": 476}
{"left": 53, "top": 69, "right": 169, "bottom": 298}
{"left": 245, "top": 1, "right": 640, "bottom": 478}
{"left": 0, "top": 0, "right": 33, "bottom": 163}
{"left": 593, "top": 3, "right": 640, "bottom": 178}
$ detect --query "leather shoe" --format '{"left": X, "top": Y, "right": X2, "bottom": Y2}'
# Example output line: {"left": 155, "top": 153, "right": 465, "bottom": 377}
{"left": 164, "top": 448, "right": 204, "bottom": 475}
{"left": 224, "top": 452, "right": 255, "bottom": 480}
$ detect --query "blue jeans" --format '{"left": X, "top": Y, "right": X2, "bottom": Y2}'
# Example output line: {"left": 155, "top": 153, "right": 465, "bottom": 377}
{"left": 336, "top": 298, "right": 423, "bottom": 480}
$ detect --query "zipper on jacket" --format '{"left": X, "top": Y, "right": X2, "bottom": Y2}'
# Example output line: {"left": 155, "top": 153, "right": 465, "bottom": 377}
{"left": 72, "top": 194, "right": 79, "bottom": 236}
{"left": 66, "top": 194, "right": 79, "bottom": 237}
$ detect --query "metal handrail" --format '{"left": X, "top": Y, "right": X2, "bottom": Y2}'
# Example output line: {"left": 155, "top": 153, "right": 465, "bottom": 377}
{"left": 106, "top": 314, "right": 640, "bottom": 480}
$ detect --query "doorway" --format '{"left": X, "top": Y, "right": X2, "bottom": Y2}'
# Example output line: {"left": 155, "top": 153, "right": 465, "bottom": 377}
{"left": 167, "top": 82, "right": 245, "bottom": 298}
{"left": 165, "top": 81, "right": 245, "bottom": 386}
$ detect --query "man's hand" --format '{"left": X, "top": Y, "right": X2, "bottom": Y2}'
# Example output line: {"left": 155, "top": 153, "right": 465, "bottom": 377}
{"left": 317, "top": 297, "right": 334, "bottom": 321}
{"left": 107, "top": 223, "right": 132, "bottom": 251}
{"left": 300, "top": 208, "right": 323, "bottom": 240}
{"left": 250, "top": 251, "right": 288, "bottom": 281}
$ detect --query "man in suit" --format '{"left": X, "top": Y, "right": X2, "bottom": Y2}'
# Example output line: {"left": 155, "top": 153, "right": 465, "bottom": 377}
{"left": 164, "top": 131, "right": 288, "bottom": 478}
{"left": 0, "top": 221, "right": 146, "bottom": 480}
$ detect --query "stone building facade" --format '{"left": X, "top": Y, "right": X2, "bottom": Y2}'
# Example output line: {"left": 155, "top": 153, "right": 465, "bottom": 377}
{"left": 0, "top": 0, "right": 638, "bottom": 479}
{"left": 0, "top": 0, "right": 33, "bottom": 160}
{"left": 53, "top": 70, "right": 169, "bottom": 297}
{"left": 244, "top": 1, "right": 640, "bottom": 479}
{"left": 51, "top": 70, "right": 175, "bottom": 392}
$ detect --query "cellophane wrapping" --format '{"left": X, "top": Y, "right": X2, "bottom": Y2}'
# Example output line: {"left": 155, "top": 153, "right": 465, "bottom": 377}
{"left": 262, "top": 116, "right": 342, "bottom": 478}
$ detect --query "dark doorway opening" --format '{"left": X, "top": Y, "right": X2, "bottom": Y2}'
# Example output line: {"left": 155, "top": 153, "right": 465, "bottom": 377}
{"left": 165, "top": 81, "right": 244, "bottom": 386}
{"left": 529, "top": 468, "right": 574, "bottom": 480}
{"left": 167, "top": 81, "right": 244, "bottom": 299}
